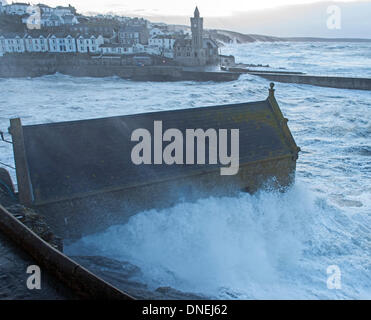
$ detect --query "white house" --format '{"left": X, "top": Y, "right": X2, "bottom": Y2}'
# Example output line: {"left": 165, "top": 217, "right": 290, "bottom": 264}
{"left": 132, "top": 43, "right": 146, "bottom": 53}
{"left": 48, "top": 33, "right": 76, "bottom": 53}
{"left": 61, "top": 14, "right": 78, "bottom": 25}
{"left": 44, "top": 14, "right": 63, "bottom": 26}
{"left": 22, "top": 13, "right": 64, "bottom": 27}
{"left": 24, "top": 14, "right": 78, "bottom": 27}
{"left": 76, "top": 34, "right": 104, "bottom": 54}
{"left": 37, "top": 4, "right": 54, "bottom": 14}
{"left": 24, "top": 32, "right": 49, "bottom": 52}
{"left": 99, "top": 43, "right": 133, "bottom": 55}
{"left": 54, "top": 5, "right": 73, "bottom": 16}
{"left": 5, "top": 2, "right": 30, "bottom": 15}
{"left": 0, "top": 33, "right": 26, "bottom": 53}
{"left": 149, "top": 35, "right": 176, "bottom": 51}
{"left": 149, "top": 28, "right": 164, "bottom": 38}
{"left": 144, "top": 45, "right": 161, "bottom": 56}
{"left": 116, "top": 16, "right": 130, "bottom": 23}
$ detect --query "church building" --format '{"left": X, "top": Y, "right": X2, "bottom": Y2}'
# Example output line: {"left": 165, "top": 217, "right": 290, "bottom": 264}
{"left": 174, "top": 7, "right": 219, "bottom": 66}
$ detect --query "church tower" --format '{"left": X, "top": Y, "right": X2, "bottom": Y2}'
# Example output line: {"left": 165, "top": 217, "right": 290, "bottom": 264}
{"left": 190, "top": 6, "right": 203, "bottom": 50}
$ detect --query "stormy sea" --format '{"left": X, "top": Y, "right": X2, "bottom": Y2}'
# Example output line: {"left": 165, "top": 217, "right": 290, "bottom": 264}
{"left": 0, "top": 42, "right": 370, "bottom": 299}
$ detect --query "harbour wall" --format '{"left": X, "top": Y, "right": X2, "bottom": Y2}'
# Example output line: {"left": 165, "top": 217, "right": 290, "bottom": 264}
{"left": 0, "top": 54, "right": 240, "bottom": 81}
{"left": 248, "top": 72, "right": 371, "bottom": 90}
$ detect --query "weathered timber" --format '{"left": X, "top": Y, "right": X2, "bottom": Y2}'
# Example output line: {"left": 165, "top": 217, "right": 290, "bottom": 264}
{"left": 9, "top": 118, "right": 33, "bottom": 206}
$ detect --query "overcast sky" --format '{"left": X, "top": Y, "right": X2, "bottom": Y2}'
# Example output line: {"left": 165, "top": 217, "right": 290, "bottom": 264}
{"left": 4, "top": 0, "right": 370, "bottom": 37}
{"left": 15, "top": 0, "right": 364, "bottom": 16}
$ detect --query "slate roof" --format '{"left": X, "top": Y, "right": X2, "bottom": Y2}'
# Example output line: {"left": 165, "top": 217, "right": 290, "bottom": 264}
{"left": 24, "top": 30, "right": 50, "bottom": 38}
{"left": 0, "top": 32, "right": 24, "bottom": 38}
{"left": 15, "top": 95, "right": 299, "bottom": 205}
{"left": 174, "top": 37, "right": 192, "bottom": 47}
{"left": 119, "top": 25, "right": 147, "bottom": 33}
{"left": 152, "top": 35, "right": 177, "bottom": 39}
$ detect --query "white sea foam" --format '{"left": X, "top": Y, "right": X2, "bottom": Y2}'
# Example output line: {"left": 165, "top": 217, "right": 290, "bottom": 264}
{"left": 66, "top": 182, "right": 371, "bottom": 299}
{"left": 1, "top": 42, "right": 371, "bottom": 299}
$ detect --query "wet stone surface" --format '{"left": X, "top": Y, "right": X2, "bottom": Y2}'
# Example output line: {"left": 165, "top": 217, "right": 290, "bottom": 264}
{"left": 0, "top": 187, "right": 75, "bottom": 300}
{"left": 0, "top": 232, "right": 76, "bottom": 300}
{"left": 72, "top": 255, "right": 206, "bottom": 300}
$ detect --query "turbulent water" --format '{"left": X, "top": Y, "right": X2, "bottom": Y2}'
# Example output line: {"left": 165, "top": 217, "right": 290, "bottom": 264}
{"left": 1, "top": 42, "right": 370, "bottom": 299}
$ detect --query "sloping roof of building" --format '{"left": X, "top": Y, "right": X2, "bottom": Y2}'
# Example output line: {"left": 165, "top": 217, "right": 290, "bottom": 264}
{"left": 174, "top": 37, "right": 192, "bottom": 47}
{"left": 49, "top": 31, "right": 76, "bottom": 38}
{"left": 14, "top": 91, "right": 299, "bottom": 205}
{"left": 56, "top": 6, "right": 71, "bottom": 10}
{"left": 76, "top": 33, "right": 102, "bottom": 39}
{"left": 0, "top": 32, "right": 24, "bottom": 38}
{"left": 11, "top": 2, "right": 30, "bottom": 6}
{"left": 36, "top": 3, "right": 52, "bottom": 8}
{"left": 24, "top": 30, "right": 51, "bottom": 38}
{"left": 119, "top": 25, "right": 147, "bottom": 33}
{"left": 152, "top": 35, "right": 177, "bottom": 40}
{"left": 49, "top": 14, "right": 63, "bottom": 21}
{"left": 62, "top": 14, "right": 75, "bottom": 22}
{"left": 203, "top": 38, "right": 218, "bottom": 48}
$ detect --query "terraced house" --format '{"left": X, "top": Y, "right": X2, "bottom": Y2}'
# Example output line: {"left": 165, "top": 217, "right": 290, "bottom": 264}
{"left": 99, "top": 43, "right": 133, "bottom": 55}
{"left": 76, "top": 34, "right": 104, "bottom": 53}
{"left": 118, "top": 25, "right": 149, "bottom": 45}
{"left": 0, "top": 33, "right": 25, "bottom": 55}
{"left": 149, "top": 35, "right": 176, "bottom": 50}
{"left": 3, "top": 2, "right": 29, "bottom": 15}
{"left": 24, "top": 31, "right": 49, "bottom": 52}
{"left": 48, "top": 32, "right": 77, "bottom": 53}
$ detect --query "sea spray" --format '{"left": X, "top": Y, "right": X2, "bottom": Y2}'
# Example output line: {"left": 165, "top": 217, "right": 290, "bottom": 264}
{"left": 65, "top": 182, "right": 371, "bottom": 299}
{"left": 2, "top": 42, "right": 371, "bottom": 299}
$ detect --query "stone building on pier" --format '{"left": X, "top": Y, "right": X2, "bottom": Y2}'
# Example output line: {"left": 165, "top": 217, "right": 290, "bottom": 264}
{"left": 174, "top": 7, "right": 219, "bottom": 66}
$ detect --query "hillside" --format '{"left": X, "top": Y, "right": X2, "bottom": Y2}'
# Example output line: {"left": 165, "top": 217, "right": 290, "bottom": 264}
{"left": 168, "top": 24, "right": 371, "bottom": 44}
{"left": 206, "top": 29, "right": 371, "bottom": 44}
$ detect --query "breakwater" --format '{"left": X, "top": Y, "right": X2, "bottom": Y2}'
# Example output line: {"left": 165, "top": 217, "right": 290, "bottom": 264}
{"left": 247, "top": 71, "right": 371, "bottom": 91}
{"left": 0, "top": 53, "right": 240, "bottom": 82}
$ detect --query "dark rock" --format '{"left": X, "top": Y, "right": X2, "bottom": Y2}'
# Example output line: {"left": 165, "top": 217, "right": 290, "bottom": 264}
{"left": 1, "top": 200, "right": 63, "bottom": 252}
{"left": 72, "top": 255, "right": 141, "bottom": 278}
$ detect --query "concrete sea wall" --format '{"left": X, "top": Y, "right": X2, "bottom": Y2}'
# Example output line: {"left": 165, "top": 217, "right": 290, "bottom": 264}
{"left": 0, "top": 53, "right": 239, "bottom": 81}
{"left": 248, "top": 72, "right": 371, "bottom": 91}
